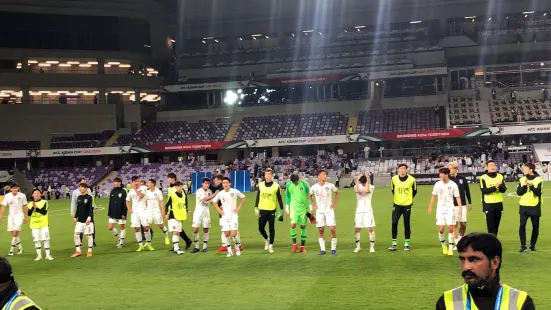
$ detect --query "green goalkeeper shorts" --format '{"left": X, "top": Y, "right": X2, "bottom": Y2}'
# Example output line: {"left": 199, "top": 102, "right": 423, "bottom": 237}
{"left": 290, "top": 210, "right": 307, "bottom": 226}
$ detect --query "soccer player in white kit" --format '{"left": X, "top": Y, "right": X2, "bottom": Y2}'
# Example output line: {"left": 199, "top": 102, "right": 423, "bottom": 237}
{"left": 427, "top": 168, "right": 462, "bottom": 256}
{"left": 145, "top": 179, "right": 169, "bottom": 245}
{"left": 212, "top": 177, "right": 246, "bottom": 258}
{"left": 191, "top": 178, "right": 212, "bottom": 253}
{"left": 353, "top": 174, "right": 376, "bottom": 253}
{"left": 126, "top": 176, "right": 154, "bottom": 252}
{"left": 0, "top": 183, "right": 27, "bottom": 256}
{"left": 309, "top": 170, "right": 340, "bottom": 255}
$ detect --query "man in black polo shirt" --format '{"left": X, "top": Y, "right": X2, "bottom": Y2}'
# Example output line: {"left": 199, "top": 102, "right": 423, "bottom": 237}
{"left": 448, "top": 162, "right": 472, "bottom": 246}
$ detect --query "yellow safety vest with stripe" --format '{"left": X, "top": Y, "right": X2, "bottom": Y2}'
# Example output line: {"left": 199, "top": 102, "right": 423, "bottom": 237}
{"left": 519, "top": 176, "right": 543, "bottom": 207}
{"left": 27, "top": 200, "right": 48, "bottom": 230}
{"left": 480, "top": 174, "right": 504, "bottom": 203}
{"left": 258, "top": 182, "right": 280, "bottom": 211}
{"left": 443, "top": 284, "right": 527, "bottom": 310}
{"left": 167, "top": 185, "right": 176, "bottom": 196}
{"left": 1, "top": 294, "right": 41, "bottom": 310}
{"left": 168, "top": 192, "right": 187, "bottom": 221}
{"left": 391, "top": 175, "right": 416, "bottom": 206}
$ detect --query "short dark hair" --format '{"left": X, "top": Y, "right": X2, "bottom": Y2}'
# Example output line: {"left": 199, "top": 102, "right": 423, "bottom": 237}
{"left": 148, "top": 179, "right": 156, "bottom": 186}
{"left": 359, "top": 175, "right": 367, "bottom": 184}
{"left": 202, "top": 177, "right": 211, "bottom": 184}
{"left": 222, "top": 177, "right": 231, "bottom": 183}
{"left": 9, "top": 183, "right": 19, "bottom": 189}
{"left": 214, "top": 175, "right": 224, "bottom": 181}
{"left": 290, "top": 174, "right": 299, "bottom": 183}
{"left": 173, "top": 181, "right": 183, "bottom": 187}
{"left": 167, "top": 173, "right": 177, "bottom": 180}
{"left": 525, "top": 163, "right": 535, "bottom": 171}
{"left": 131, "top": 176, "right": 140, "bottom": 182}
{"left": 457, "top": 232, "right": 502, "bottom": 274}
{"left": 439, "top": 168, "right": 450, "bottom": 175}
{"left": 398, "top": 163, "right": 408, "bottom": 169}
{"left": 31, "top": 188, "right": 41, "bottom": 195}
{"left": 0, "top": 257, "right": 13, "bottom": 284}
{"left": 113, "top": 177, "right": 122, "bottom": 183}
{"left": 79, "top": 183, "right": 88, "bottom": 189}
{"left": 317, "top": 170, "right": 326, "bottom": 176}
{"left": 486, "top": 160, "right": 496, "bottom": 165}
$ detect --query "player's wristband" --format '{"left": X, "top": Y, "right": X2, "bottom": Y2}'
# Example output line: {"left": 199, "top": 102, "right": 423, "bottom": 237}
{"left": 255, "top": 207, "right": 259, "bottom": 212}
{"left": 285, "top": 205, "right": 289, "bottom": 212}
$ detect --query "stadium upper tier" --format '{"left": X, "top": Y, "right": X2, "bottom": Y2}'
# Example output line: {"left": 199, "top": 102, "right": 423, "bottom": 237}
{"left": 50, "top": 130, "right": 114, "bottom": 149}
{"left": 235, "top": 112, "right": 348, "bottom": 140}
{"left": 356, "top": 107, "right": 443, "bottom": 134}
{"left": 24, "top": 166, "right": 112, "bottom": 189}
{"left": 114, "top": 121, "right": 231, "bottom": 146}
{"left": 0, "top": 140, "right": 40, "bottom": 150}
{"left": 490, "top": 99, "right": 551, "bottom": 123}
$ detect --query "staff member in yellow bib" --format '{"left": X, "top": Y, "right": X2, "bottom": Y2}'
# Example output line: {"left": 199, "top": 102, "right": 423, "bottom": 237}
{"left": 254, "top": 168, "right": 284, "bottom": 254}
{"left": 164, "top": 181, "right": 191, "bottom": 255}
{"left": 479, "top": 161, "right": 507, "bottom": 236}
{"left": 516, "top": 163, "right": 543, "bottom": 252}
{"left": 436, "top": 232, "right": 534, "bottom": 310}
{"left": 389, "top": 164, "right": 417, "bottom": 251}
{"left": 0, "top": 257, "right": 41, "bottom": 310}
{"left": 27, "top": 189, "right": 52, "bottom": 261}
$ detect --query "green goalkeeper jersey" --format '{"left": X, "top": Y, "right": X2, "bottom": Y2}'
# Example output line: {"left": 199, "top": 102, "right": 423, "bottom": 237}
{"left": 286, "top": 180, "right": 310, "bottom": 211}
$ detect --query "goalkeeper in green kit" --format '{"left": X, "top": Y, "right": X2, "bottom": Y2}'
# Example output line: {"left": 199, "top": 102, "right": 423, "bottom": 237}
{"left": 286, "top": 174, "right": 315, "bottom": 253}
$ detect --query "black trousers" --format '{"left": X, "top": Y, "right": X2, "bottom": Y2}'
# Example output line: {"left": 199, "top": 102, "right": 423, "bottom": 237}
{"left": 485, "top": 210, "right": 503, "bottom": 236}
{"left": 391, "top": 205, "right": 412, "bottom": 240}
{"left": 519, "top": 210, "right": 540, "bottom": 247}
{"left": 258, "top": 210, "right": 276, "bottom": 244}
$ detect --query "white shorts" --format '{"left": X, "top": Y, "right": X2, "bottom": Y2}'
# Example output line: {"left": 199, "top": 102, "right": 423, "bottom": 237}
{"left": 147, "top": 212, "right": 164, "bottom": 226}
{"left": 436, "top": 207, "right": 456, "bottom": 226}
{"left": 168, "top": 219, "right": 183, "bottom": 232}
{"left": 75, "top": 222, "right": 95, "bottom": 235}
{"left": 316, "top": 210, "right": 336, "bottom": 228}
{"left": 7, "top": 214, "right": 24, "bottom": 232}
{"left": 220, "top": 216, "right": 238, "bottom": 232}
{"left": 355, "top": 212, "right": 375, "bottom": 228}
{"left": 108, "top": 218, "right": 127, "bottom": 225}
{"left": 192, "top": 211, "right": 211, "bottom": 228}
{"left": 455, "top": 206, "right": 467, "bottom": 223}
{"left": 32, "top": 227, "right": 50, "bottom": 241}
{"left": 131, "top": 213, "right": 149, "bottom": 228}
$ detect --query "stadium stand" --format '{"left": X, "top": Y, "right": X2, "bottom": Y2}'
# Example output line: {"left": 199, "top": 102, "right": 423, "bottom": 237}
{"left": 0, "top": 140, "right": 40, "bottom": 150}
{"left": 114, "top": 121, "right": 230, "bottom": 145}
{"left": 24, "top": 166, "right": 112, "bottom": 189}
{"left": 235, "top": 112, "right": 348, "bottom": 140}
{"left": 356, "top": 107, "right": 443, "bottom": 134}
{"left": 49, "top": 130, "right": 115, "bottom": 149}
{"left": 448, "top": 97, "right": 481, "bottom": 126}
{"left": 490, "top": 99, "right": 551, "bottom": 123}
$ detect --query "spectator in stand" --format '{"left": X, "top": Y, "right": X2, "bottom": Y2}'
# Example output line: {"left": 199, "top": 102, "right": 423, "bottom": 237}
{"left": 544, "top": 88, "right": 549, "bottom": 102}
{"left": 369, "top": 172, "right": 374, "bottom": 185}
{"left": 364, "top": 145, "right": 370, "bottom": 159}
{"left": 492, "top": 88, "right": 497, "bottom": 100}
{"left": 348, "top": 126, "right": 354, "bottom": 135}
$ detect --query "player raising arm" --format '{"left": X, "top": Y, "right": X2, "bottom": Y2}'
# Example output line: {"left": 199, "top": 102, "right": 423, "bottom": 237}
{"left": 126, "top": 176, "right": 153, "bottom": 252}
{"left": 353, "top": 174, "right": 376, "bottom": 253}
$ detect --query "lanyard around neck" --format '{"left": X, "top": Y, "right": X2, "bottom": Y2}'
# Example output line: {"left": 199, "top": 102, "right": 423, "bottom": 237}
{"left": 466, "top": 285, "right": 503, "bottom": 310}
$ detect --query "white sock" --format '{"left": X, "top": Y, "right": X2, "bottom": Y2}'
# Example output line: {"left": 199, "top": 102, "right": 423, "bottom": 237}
{"left": 221, "top": 232, "right": 226, "bottom": 247}
{"left": 439, "top": 232, "right": 445, "bottom": 246}
{"left": 144, "top": 230, "right": 152, "bottom": 243}
{"left": 111, "top": 228, "right": 119, "bottom": 237}
{"left": 135, "top": 231, "right": 143, "bottom": 246}
{"left": 448, "top": 233, "right": 455, "bottom": 251}
{"left": 16, "top": 237, "right": 22, "bottom": 250}
{"left": 194, "top": 233, "right": 200, "bottom": 249}
{"left": 354, "top": 232, "right": 361, "bottom": 248}
{"left": 34, "top": 241, "right": 41, "bottom": 257}
{"left": 162, "top": 226, "right": 168, "bottom": 238}
{"left": 226, "top": 236, "right": 232, "bottom": 252}
{"left": 44, "top": 240, "right": 51, "bottom": 257}
{"left": 203, "top": 232, "right": 209, "bottom": 249}
{"left": 172, "top": 235, "right": 179, "bottom": 251}
{"left": 119, "top": 229, "right": 126, "bottom": 245}
{"left": 319, "top": 238, "right": 326, "bottom": 251}
{"left": 331, "top": 238, "right": 337, "bottom": 251}
{"left": 87, "top": 235, "right": 93, "bottom": 252}
{"left": 369, "top": 231, "right": 375, "bottom": 244}
{"left": 10, "top": 237, "right": 16, "bottom": 253}
{"left": 234, "top": 234, "right": 241, "bottom": 248}
{"left": 74, "top": 235, "right": 81, "bottom": 252}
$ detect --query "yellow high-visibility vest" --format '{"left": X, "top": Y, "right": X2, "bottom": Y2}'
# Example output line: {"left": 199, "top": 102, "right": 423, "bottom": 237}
{"left": 443, "top": 284, "right": 527, "bottom": 309}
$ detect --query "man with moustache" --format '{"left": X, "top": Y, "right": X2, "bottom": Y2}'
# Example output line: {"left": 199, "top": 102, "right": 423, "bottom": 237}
{"left": 435, "top": 232, "right": 534, "bottom": 309}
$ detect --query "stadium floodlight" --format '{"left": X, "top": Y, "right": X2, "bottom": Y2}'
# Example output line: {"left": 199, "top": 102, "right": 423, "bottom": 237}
{"left": 488, "top": 17, "right": 492, "bottom": 21}
{"left": 303, "top": 30, "right": 313, "bottom": 32}
{"left": 202, "top": 40, "right": 206, "bottom": 44}
{"left": 120, "top": 64, "right": 132, "bottom": 68}
{"left": 238, "top": 37, "right": 243, "bottom": 41}
{"left": 38, "top": 63, "right": 51, "bottom": 67}
{"left": 410, "top": 21, "right": 422, "bottom": 24}
{"left": 144, "top": 44, "right": 151, "bottom": 47}
{"left": 265, "top": 36, "right": 269, "bottom": 39}
{"left": 79, "top": 64, "right": 91, "bottom": 67}
{"left": 237, "top": 89, "right": 242, "bottom": 94}
{"left": 354, "top": 25, "right": 366, "bottom": 29}
{"left": 46, "top": 61, "right": 59, "bottom": 64}
{"left": 541, "top": 63, "right": 545, "bottom": 66}
{"left": 67, "top": 61, "right": 80, "bottom": 64}
{"left": 171, "top": 39, "right": 176, "bottom": 43}
{"left": 28, "top": 60, "right": 38, "bottom": 64}
{"left": 108, "top": 62, "right": 120, "bottom": 65}
{"left": 291, "top": 33, "right": 295, "bottom": 36}
{"left": 104, "top": 64, "right": 111, "bottom": 67}
{"left": 58, "top": 64, "right": 71, "bottom": 67}
{"left": 251, "top": 34, "right": 263, "bottom": 37}
{"left": 357, "top": 29, "right": 361, "bottom": 32}
{"left": 544, "top": 13, "right": 547, "bottom": 16}
{"left": 522, "top": 11, "right": 535, "bottom": 14}
{"left": 464, "top": 16, "right": 476, "bottom": 19}
{"left": 223, "top": 90, "right": 238, "bottom": 105}
{"left": 87, "top": 61, "right": 98, "bottom": 65}
{"left": 147, "top": 68, "right": 155, "bottom": 72}
{"left": 253, "top": 37, "right": 257, "bottom": 40}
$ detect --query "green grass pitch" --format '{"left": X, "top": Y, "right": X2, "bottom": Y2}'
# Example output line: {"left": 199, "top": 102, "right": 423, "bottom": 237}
{"left": 3, "top": 183, "right": 550, "bottom": 309}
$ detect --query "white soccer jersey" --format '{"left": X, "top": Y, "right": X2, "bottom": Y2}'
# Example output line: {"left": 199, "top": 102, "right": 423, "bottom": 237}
{"left": 195, "top": 187, "right": 212, "bottom": 212}
{"left": 145, "top": 188, "right": 163, "bottom": 214}
{"left": 310, "top": 182, "right": 337, "bottom": 213}
{"left": 355, "top": 184, "right": 375, "bottom": 213}
{"left": 212, "top": 188, "right": 245, "bottom": 215}
{"left": 126, "top": 186, "right": 148, "bottom": 214}
{"left": 2, "top": 192, "right": 27, "bottom": 216}
{"left": 432, "top": 181, "right": 460, "bottom": 209}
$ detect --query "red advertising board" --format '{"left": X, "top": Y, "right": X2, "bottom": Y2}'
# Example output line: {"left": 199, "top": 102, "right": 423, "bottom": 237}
{"left": 147, "top": 141, "right": 229, "bottom": 152}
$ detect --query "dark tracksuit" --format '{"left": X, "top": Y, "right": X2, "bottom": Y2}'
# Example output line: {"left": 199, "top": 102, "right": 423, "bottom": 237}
{"left": 480, "top": 173, "right": 507, "bottom": 235}
{"left": 516, "top": 174, "right": 543, "bottom": 249}
{"left": 254, "top": 181, "right": 284, "bottom": 244}
{"left": 108, "top": 187, "right": 127, "bottom": 220}
{"left": 450, "top": 174, "right": 472, "bottom": 210}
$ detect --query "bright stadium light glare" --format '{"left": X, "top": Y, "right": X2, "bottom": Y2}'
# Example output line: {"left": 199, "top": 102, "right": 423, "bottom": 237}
{"left": 544, "top": 13, "right": 547, "bottom": 16}
{"left": 237, "top": 89, "right": 242, "bottom": 94}
{"left": 523, "top": 11, "right": 535, "bottom": 14}
{"left": 303, "top": 30, "right": 313, "bottom": 33}
{"left": 354, "top": 25, "right": 366, "bottom": 29}
{"left": 410, "top": 21, "right": 422, "bottom": 24}
{"left": 202, "top": 40, "right": 206, "bottom": 44}
{"left": 464, "top": 16, "right": 476, "bottom": 19}
{"left": 171, "top": 39, "right": 176, "bottom": 43}
{"left": 223, "top": 90, "right": 238, "bottom": 105}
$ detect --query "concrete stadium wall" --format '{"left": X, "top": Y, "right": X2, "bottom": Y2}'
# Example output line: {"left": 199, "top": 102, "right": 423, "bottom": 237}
{"left": 0, "top": 105, "right": 117, "bottom": 141}
{"left": 381, "top": 94, "right": 448, "bottom": 109}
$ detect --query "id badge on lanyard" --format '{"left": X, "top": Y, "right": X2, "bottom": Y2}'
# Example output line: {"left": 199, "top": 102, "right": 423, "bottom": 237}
{"left": 466, "top": 286, "right": 503, "bottom": 310}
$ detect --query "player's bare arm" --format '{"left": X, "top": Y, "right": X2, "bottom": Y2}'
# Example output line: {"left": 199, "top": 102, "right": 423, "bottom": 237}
{"left": 126, "top": 200, "right": 133, "bottom": 214}
{"left": 331, "top": 190, "right": 340, "bottom": 209}
{"left": 235, "top": 196, "right": 246, "bottom": 213}
{"left": 456, "top": 197, "right": 463, "bottom": 217}
{"left": 428, "top": 195, "right": 436, "bottom": 214}
{"left": 309, "top": 192, "right": 317, "bottom": 210}
{"left": 23, "top": 204, "right": 28, "bottom": 224}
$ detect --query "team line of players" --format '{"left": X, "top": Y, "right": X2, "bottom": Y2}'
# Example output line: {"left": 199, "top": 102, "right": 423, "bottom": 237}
{"left": 0, "top": 161, "right": 474, "bottom": 260}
